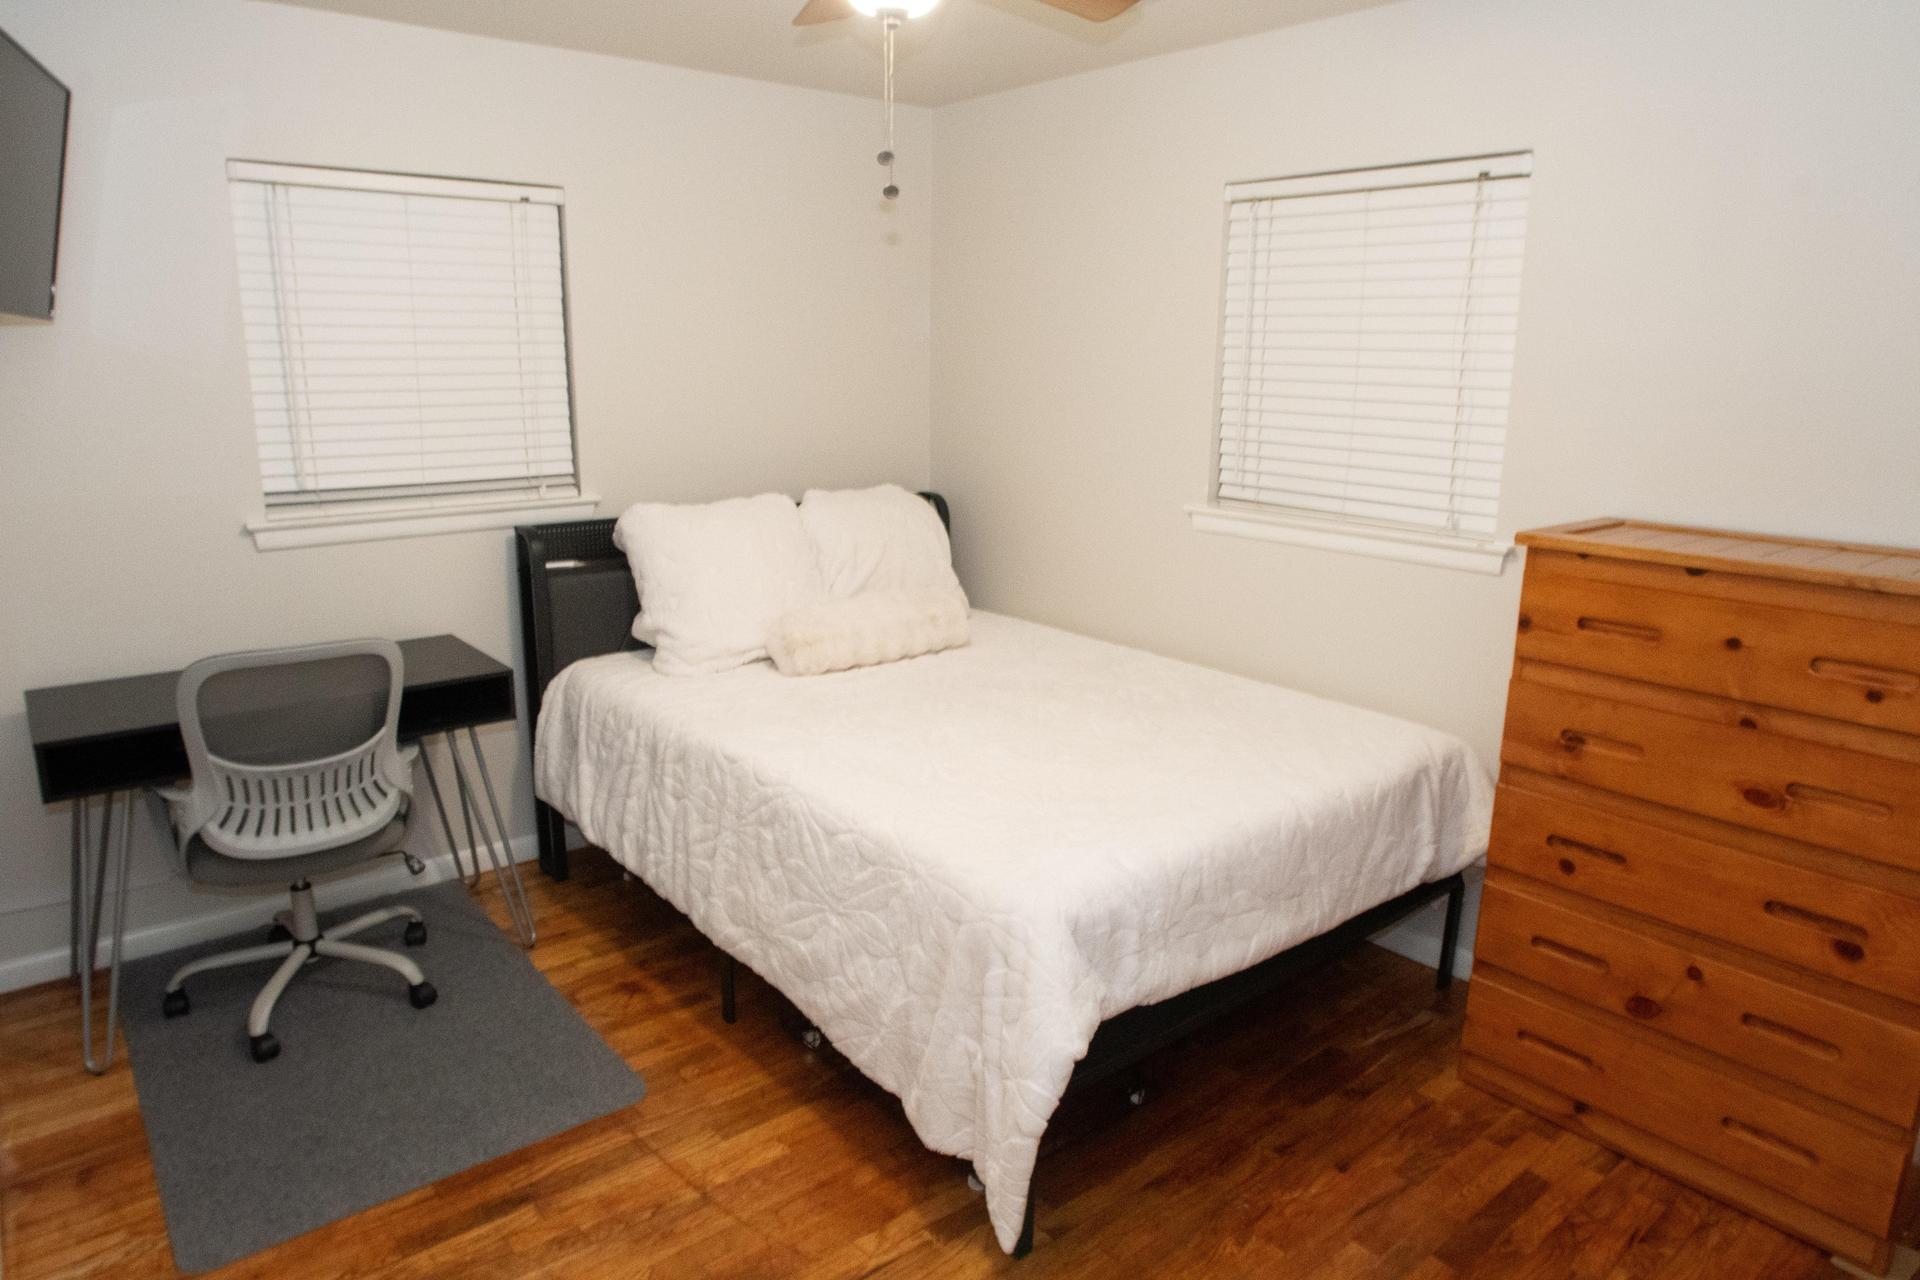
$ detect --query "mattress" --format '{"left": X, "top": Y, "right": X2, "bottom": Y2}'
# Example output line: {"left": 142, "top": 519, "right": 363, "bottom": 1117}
{"left": 535, "top": 611, "right": 1493, "bottom": 1251}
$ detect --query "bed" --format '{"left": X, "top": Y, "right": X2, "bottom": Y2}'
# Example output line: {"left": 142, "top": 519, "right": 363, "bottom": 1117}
{"left": 515, "top": 496, "right": 1493, "bottom": 1255}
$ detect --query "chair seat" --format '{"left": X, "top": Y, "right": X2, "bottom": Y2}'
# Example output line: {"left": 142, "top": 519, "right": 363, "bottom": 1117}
{"left": 185, "top": 815, "right": 410, "bottom": 888}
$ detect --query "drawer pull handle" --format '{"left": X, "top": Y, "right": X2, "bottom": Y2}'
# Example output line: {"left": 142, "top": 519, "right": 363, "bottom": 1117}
{"left": 1721, "top": 1117, "right": 1818, "bottom": 1167}
{"left": 1530, "top": 935, "right": 1610, "bottom": 973}
{"left": 1517, "top": 1029, "right": 1597, "bottom": 1072}
{"left": 1576, "top": 616, "right": 1662, "bottom": 643}
{"left": 1762, "top": 900, "right": 1868, "bottom": 942}
{"left": 1546, "top": 835, "right": 1627, "bottom": 866}
{"left": 1740, "top": 1012, "right": 1841, "bottom": 1062}
{"left": 1558, "top": 729, "right": 1645, "bottom": 760}
{"left": 1809, "top": 657, "right": 1919, "bottom": 692}
{"left": 1783, "top": 782, "right": 1892, "bottom": 820}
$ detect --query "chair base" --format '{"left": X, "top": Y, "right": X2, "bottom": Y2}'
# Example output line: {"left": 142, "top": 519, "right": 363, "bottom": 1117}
{"left": 162, "top": 880, "right": 433, "bottom": 1061}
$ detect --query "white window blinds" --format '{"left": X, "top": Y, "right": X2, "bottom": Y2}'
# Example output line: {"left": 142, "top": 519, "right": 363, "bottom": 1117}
{"left": 1214, "top": 153, "right": 1531, "bottom": 540}
{"left": 228, "top": 162, "right": 577, "bottom": 512}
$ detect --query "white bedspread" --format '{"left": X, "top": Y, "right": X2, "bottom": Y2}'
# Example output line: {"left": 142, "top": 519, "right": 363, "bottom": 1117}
{"left": 535, "top": 612, "right": 1492, "bottom": 1251}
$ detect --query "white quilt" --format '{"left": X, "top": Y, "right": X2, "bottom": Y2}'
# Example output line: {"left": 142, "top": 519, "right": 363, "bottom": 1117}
{"left": 535, "top": 612, "right": 1492, "bottom": 1252}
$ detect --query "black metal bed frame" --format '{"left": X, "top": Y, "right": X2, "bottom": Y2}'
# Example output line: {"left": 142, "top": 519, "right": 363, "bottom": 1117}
{"left": 513, "top": 492, "right": 1466, "bottom": 1258}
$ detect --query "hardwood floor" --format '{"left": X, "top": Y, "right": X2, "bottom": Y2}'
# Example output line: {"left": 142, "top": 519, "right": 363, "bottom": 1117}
{"left": 0, "top": 851, "right": 1841, "bottom": 1279}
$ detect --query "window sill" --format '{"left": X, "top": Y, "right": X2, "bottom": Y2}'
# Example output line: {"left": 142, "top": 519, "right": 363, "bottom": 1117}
{"left": 247, "top": 495, "right": 602, "bottom": 551}
{"left": 1185, "top": 503, "right": 1513, "bottom": 575}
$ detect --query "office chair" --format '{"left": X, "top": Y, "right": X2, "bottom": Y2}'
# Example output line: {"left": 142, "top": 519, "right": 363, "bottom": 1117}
{"left": 154, "top": 639, "right": 436, "bottom": 1063}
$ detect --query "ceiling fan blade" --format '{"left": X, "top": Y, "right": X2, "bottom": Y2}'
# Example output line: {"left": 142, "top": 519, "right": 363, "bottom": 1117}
{"left": 1034, "top": 0, "right": 1139, "bottom": 20}
{"left": 793, "top": 0, "right": 856, "bottom": 26}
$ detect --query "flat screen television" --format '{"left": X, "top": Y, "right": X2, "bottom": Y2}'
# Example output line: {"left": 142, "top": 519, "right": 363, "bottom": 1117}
{"left": 0, "top": 26, "right": 70, "bottom": 321}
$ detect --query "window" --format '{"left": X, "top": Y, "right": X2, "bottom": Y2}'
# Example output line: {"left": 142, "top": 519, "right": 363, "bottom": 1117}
{"left": 1191, "top": 152, "right": 1532, "bottom": 573}
{"left": 228, "top": 162, "right": 593, "bottom": 549}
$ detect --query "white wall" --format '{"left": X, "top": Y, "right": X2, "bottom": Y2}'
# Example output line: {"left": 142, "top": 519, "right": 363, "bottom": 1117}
{"left": 0, "top": 0, "right": 931, "bottom": 986}
{"left": 928, "top": 0, "right": 1920, "bottom": 969}
{"left": 7, "top": 0, "right": 1918, "bottom": 992}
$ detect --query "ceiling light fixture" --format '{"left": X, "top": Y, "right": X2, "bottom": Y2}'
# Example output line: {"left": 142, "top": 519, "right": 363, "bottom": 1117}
{"left": 791, "top": 0, "right": 1141, "bottom": 199}
{"left": 849, "top": 0, "right": 939, "bottom": 15}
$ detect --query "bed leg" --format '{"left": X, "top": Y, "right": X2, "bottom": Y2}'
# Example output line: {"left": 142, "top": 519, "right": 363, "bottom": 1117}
{"left": 721, "top": 954, "right": 737, "bottom": 1024}
{"left": 535, "top": 800, "right": 569, "bottom": 881}
{"left": 1437, "top": 873, "right": 1465, "bottom": 990}
{"left": 1012, "top": 1184, "right": 1036, "bottom": 1259}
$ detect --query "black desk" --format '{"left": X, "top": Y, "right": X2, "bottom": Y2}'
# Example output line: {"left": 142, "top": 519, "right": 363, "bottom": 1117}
{"left": 24, "top": 634, "right": 533, "bottom": 1073}
{"left": 25, "top": 634, "right": 514, "bottom": 803}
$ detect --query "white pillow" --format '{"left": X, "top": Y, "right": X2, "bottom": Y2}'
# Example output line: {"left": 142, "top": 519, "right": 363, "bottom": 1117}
{"left": 767, "top": 586, "right": 970, "bottom": 677}
{"left": 798, "top": 484, "right": 961, "bottom": 599}
{"left": 613, "top": 494, "right": 824, "bottom": 676}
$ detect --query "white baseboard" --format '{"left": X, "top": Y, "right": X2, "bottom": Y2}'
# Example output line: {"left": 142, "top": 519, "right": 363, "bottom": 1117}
{"left": 0, "top": 835, "right": 538, "bottom": 996}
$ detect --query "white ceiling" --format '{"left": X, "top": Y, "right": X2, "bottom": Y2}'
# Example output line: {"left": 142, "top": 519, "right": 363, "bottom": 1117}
{"left": 257, "top": 0, "right": 1398, "bottom": 106}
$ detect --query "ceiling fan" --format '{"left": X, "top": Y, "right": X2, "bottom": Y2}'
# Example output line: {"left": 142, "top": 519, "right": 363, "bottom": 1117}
{"left": 795, "top": 0, "right": 1142, "bottom": 201}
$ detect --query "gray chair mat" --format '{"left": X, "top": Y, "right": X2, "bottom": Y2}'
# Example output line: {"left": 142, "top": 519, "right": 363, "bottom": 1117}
{"left": 119, "top": 880, "right": 645, "bottom": 1274}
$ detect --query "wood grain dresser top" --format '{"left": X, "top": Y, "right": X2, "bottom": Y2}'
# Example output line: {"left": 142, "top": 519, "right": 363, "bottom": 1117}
{"left": 1517, "top": 518, "right": 1920, "bottom": 598}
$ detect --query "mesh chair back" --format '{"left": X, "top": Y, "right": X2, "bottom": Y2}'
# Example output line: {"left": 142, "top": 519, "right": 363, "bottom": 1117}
{"left": 175, "top": 640, "right": 413, "bottom": 860}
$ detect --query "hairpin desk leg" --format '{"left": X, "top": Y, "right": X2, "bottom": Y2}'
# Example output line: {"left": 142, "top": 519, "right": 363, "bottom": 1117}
{"left": 450, "top": 740, "right": 483, "bottom": 880}
{"left": 75, "top": 791, "right": 133, "bottom": 1074}
{"left": 68, "top": 804, "right": 82, "bottom": 978}
{"left": 88, "top": 796, "right": 109, "bottom": 968}
{"left": 461, "top": 726, "right": 536, "bottom": 948}
{"left": 418, "top": 749, "right": 476, "bottom": 885}
{"left": 438, "top": 730, "right": 537, "bottom": 948}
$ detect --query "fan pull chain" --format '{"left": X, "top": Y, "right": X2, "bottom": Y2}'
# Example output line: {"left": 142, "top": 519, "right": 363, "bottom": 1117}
{"left": 878, "top": 13, "right": 900, "bottom": 199}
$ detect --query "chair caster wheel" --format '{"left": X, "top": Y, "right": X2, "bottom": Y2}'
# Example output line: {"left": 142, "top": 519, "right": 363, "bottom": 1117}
{"left": 801, "top": 1027, "right": 823, "bottom": 1050}
{"left": 403, "top": 920, "right": 427, "bottom": 947}
{"left": 267, "top": 923, "right": 291, "bottom": 943}
{"left": 409, "top": 981, "right": 438, "bottom": 1009}
{"left": 162, "top": 989, "right": 189, "bottom": 1018}
{"left": 250, "top": 1032, "right": 280, "bottom": 1063}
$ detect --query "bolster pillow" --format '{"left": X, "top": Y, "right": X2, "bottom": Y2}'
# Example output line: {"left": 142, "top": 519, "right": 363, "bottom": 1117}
{"left": 766, "top": 586, "right": 970, "bottom": 677}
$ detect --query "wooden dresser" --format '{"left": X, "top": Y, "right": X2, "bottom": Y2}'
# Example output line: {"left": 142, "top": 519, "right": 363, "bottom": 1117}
{"left": 1461, "top": 518, "right": 1920, "bottom": 1274}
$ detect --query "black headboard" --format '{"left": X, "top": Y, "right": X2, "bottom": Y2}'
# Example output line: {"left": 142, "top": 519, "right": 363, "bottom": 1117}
{"left": 514, "top": 491, "right": 951, "bottom": 879}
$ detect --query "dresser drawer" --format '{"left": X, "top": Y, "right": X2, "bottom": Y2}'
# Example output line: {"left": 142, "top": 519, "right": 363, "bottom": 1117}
{"left": 1502, "top": 670, "right": 1920, "bottom": 872}
{"left": 1517, "top": 563, "right": 1920, "bottom": 735}
{"left": 1475, "top": 876, "right": 1920, "bottom": 1128}
{"left": 1459, "top": 1054, "right": 1896, "bottom": 1272}
{"left": 1488, "top": 777, "right": 1920, "bottom": 1005}
{"left": 1463, "top": 973, "right": 1908, "bottom": 1234}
